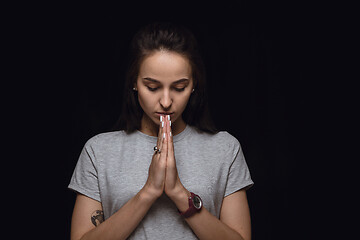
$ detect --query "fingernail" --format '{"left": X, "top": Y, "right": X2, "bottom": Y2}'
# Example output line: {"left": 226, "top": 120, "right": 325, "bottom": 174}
{"left": 160, "top": 116, "right": 163, "bottom": 122}
{"left": 162, "top": 121, "right": 164, "bottom": 128}
{"left": 163, "top": 133, "right": 166, "bottom": 139}
{"left": 169, "top": 132, "right": 172, "bottom": 137}
{"left": 167, "top": 115, "right": 170, "bottom": 120}
{"left": 169, "top": 120, "right": 171, "bottom": 127}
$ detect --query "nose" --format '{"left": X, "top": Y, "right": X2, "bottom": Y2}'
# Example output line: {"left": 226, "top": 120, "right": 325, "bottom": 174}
{"left": 159, "top": 90, "right": 172, "bottom": 110}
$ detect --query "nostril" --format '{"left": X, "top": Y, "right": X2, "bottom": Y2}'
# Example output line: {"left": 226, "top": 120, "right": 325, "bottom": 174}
{"left": 160, "top": 104, "right": 172, "bottom": 111}
{"left": 160, "top": 99, "right": 172, "bottom": 110}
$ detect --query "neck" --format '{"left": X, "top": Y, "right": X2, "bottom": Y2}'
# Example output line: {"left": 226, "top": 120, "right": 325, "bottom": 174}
{"left": 139, "top": 114, "right": 187, "bottom": 137}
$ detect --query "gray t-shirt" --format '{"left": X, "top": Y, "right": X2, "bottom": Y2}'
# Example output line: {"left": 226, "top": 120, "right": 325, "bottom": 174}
{"left": 68, "top": 125, "right": 253, "bottom": 239}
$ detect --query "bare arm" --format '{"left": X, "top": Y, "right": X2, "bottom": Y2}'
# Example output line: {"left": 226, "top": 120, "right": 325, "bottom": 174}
{"left": 220, "top": 190, "right": 251, "bottom": 239}
{"left": 163, "top": 117, "right": 252, "bottom": 240}
{"left": 71, "top": 189, "right": 156, "bottom": 240}
{"left": 71, "top": 121, "right": 168, "bottom": 240}
{"left": 170, "top": 188, "right": 251, "bottom": 240}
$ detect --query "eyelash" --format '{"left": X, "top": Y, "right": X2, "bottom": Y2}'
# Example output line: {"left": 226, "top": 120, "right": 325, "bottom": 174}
{"left": 174, "top": 87, "right": 186, "bottom": 92}
{"left": 146, "top": 86, "right": 186, "bottom": 92}
{"left": 147, "top": 86, "right": 158, "bottom": 92}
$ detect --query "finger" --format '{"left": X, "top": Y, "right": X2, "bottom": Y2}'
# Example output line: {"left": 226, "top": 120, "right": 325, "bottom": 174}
{"left": 166, "top": 118, "right": 176, "bottom": 169}
{"left": 156, "top": 115, "right": 164, "bottom": 151}
{"left": 168, "top": 120, "right": 174, "bottom": 156}
{"left": 160, "top": 120, "right": 168, "bottom": 158}
{"left": 164, "top": 115, "right": 169, "bottom": 136}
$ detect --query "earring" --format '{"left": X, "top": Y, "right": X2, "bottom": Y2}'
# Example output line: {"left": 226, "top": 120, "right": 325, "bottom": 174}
{"left": 192, "top": 88, "right": 195, "bottom": 93}
{"left": 133, "top": 87, "right": 137, "bottom": 91}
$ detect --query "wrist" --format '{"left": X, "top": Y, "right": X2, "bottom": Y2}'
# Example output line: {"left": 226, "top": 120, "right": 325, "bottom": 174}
{"left": 140, "top": 185, "right": 162, "bottom": 203}
{"left": 178, "top": 192, "right": 203, "bottom": 218}
{"left": 168, "top": 186, "right": 191, "bottom": 212}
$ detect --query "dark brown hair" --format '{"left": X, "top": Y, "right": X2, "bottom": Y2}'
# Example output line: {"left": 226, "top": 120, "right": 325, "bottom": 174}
{"left": 114, "top": 22, "right": 217, "bottom": 134}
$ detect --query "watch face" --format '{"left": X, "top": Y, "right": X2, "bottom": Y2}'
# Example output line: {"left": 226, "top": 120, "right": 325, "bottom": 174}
{"left": 192, "top": 195, "right": 202, "bottom": 209}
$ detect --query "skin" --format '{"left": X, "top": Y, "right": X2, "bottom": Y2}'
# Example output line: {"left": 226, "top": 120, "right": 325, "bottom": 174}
{"left": 70, "top": 50, "right": 251, "bottom": 240}
{"left": 136, "top": 50, "right": 193, "bottom": 137}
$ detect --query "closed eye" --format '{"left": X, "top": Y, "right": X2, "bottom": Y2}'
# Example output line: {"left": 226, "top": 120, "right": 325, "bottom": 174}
{"left": 173, "top": 87, "right": 186, "bottom": 92}
{"left": 147, "top": 86, "right": 159, "bottom": 92}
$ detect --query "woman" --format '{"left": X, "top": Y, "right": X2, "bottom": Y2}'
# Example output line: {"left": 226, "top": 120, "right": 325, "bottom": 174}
{"left": 69, "top": 22, "right": 254, "bottom": 240}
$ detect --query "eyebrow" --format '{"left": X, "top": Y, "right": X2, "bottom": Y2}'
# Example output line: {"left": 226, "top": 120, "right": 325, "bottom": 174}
{"left": 142, "top": 77, "right": 190, "bottom": 84}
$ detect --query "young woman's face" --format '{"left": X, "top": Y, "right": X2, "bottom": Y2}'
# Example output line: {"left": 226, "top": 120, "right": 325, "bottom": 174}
{"left": 136, "top": 50, "right": 193, "bottom": 128}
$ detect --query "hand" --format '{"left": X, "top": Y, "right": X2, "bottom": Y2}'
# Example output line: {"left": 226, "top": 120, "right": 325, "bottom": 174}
{"left": 162, "top": 116, "right": 190, "bottom": 204}
{"left": 143, "top": 116, "right": 168, "bottom": 199}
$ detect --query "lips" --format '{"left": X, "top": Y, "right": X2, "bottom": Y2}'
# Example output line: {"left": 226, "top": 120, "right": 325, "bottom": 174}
{"left": 156, "top": 112, "right": 173, "bottom": 115}
{"left": 155, "top": 112, "right": 174, "bottom": 119}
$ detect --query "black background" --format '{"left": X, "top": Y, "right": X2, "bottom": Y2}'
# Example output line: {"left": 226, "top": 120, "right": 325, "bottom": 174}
{"left": 9, "top": 3, "right": 344, "bottom": 239}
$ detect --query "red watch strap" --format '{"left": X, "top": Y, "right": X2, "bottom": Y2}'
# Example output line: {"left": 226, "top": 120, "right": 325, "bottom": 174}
{"left": 178, "top": 192, "right": 202, "bottom": 218}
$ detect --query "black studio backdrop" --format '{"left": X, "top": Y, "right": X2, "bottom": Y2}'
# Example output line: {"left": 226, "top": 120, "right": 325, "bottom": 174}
{"left": 43, "top": 15, "right": 314, "bottom": 240}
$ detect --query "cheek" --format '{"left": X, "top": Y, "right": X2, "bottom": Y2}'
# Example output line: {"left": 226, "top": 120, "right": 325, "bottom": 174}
{"left": 175, "top": 93, "right": 192, "bottom": 112}
{"left": 138, "top": 91, "right": 157, "bottom": 113}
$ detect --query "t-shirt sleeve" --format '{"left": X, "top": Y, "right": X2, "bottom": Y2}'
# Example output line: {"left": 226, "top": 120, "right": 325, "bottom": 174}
{"left": 224, "top": 140, "right": 254, "bottom": 197}
{"left": 68, "top": 139, "right": 101, "bottom": 202}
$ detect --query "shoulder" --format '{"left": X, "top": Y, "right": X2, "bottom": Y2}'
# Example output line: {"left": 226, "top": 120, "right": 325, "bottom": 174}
{"left": 190, "top": 127, "right": 241, "bottom": 153}
{"left": 215, "top": 131, "right": 240, "bottom": 147}
{"left": 83, "top": 130, "right": 130, "bottom": 150}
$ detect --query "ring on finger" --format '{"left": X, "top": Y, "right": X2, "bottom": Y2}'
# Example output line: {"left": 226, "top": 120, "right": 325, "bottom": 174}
{"left": 154, "top": 146, "right": 161, "bottom": 154}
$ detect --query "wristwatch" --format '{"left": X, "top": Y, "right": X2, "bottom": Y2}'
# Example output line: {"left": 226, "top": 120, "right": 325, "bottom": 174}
{"left": 179, "top": 192, "right": 203, "bottom": 218}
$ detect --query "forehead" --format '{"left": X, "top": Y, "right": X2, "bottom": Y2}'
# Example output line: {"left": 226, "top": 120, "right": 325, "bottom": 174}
{"left": 139, "top": 50, "right": 192, "bottom": 82}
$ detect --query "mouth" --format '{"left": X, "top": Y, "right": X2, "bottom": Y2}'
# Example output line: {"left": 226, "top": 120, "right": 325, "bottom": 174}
{"left": 155, "top": 112, "right": 174, "bottom": 117}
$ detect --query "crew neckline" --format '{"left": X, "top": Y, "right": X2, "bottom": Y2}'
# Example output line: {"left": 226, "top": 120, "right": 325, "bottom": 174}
{"left": 135, "top": 125, "right": 192, "bottom": 143}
